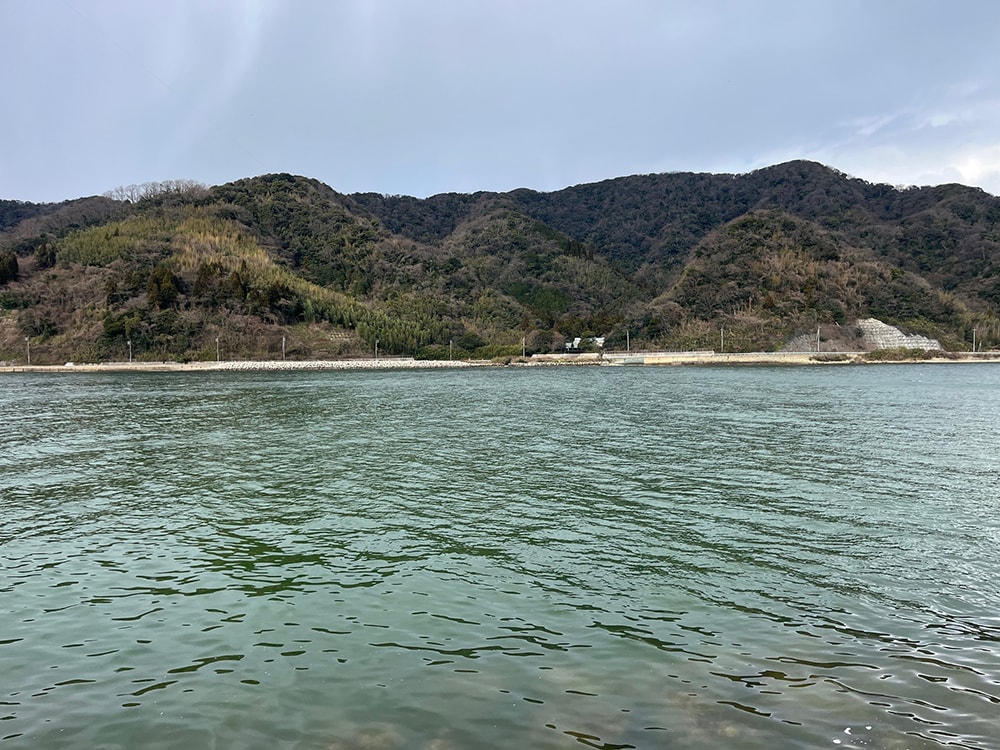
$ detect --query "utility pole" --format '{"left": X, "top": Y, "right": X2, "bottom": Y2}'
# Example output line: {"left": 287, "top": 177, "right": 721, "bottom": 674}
{"left": 626, "top": 329, "right": 630, "bottom": 353}
{"left": 25, "top": 337, "right": 30, "bottom": 365}
{"left": 522, "top": 336, "right": 526, "bottom": 358}
{"left": 127, "top": 339, "right": 132, "bottom": 363}
{"left": 816, "top": 326, "right": 821, "bottom": 353}
{"left": 216, "top": 337, "right": 220, "bottom": 362}
{"left": 720, "top": 327, "right": 725, "bottom": 353}
{"left": 973, "top": 327, "right": 977, "bottom": 353}
{"left": 282, "top": 336, "right": 286, "bottom": 361}
{"left": 375, "top": 338, "right": 379, "bottom": 361}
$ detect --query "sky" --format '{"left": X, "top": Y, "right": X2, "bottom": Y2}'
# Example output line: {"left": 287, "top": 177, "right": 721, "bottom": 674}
{"left": 3, "top": 0, "right": 1000, "bottom": 203}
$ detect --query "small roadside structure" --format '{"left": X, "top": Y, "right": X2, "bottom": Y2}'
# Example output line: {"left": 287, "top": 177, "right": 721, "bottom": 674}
{"left": 565, "top": 336, "right": 605, "bottom": 352}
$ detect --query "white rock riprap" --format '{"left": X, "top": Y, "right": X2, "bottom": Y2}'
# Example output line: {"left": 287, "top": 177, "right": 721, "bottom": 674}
{"left": 857, "top": 318, "right": 942, "bottom": 350}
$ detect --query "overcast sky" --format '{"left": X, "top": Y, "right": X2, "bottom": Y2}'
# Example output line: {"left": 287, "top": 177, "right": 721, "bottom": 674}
{"left": 3, "top": 0, "right": 1000, "bottom": 203}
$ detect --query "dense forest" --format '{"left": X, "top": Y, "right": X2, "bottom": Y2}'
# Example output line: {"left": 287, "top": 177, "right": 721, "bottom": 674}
{"left": 2, "top": 161, "right": 999, "bottom": 364}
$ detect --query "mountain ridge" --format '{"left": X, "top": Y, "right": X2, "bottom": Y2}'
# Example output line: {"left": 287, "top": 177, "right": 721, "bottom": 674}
{"left": 2, "top": 161, "right": 999, "bottom": 364}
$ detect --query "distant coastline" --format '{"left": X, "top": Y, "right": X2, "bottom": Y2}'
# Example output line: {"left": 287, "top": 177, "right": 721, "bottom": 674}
{"left": 4, "top": 166, "right": 999, "bottom": 367}
{"left": 3, "top": 350, "right": 999, "bottom": 374}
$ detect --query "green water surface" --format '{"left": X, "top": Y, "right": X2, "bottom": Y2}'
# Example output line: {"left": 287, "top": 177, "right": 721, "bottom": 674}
{"left": 1, "top": 365, "right": 998, "bottom": 749}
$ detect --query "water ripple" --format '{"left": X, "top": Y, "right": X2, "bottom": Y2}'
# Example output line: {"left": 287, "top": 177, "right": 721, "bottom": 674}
{"left": 1, "top": 366, "right": 999, "bottom": 748}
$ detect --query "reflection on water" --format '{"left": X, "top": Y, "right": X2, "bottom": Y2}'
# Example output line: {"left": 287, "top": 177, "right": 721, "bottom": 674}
{"left": 1, "top": 366, "right": 999, "bottom": 749}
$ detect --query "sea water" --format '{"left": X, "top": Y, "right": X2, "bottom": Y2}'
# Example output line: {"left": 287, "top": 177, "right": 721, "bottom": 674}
{"left": 1, "top": 365, "right": 998, "bottom": 749}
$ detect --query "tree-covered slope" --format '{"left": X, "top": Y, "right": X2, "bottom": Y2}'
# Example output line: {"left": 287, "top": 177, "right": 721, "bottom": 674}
{"left": 658, "top": 211, "right": 970, "bottom": 351}
{"left": 2, "top": 162, "right": 999, "bottom": 363}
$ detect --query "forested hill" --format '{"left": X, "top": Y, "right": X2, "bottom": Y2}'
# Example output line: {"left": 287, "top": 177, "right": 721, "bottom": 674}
{"left": 2, "top": 161, "right": 999, "bottom": 364}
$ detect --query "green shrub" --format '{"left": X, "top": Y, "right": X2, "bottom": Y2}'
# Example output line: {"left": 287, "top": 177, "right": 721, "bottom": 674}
{"left": 472, "top": 344, "right": 522, "bottom": 360}
{"left": 147, "top": 266, "right": 180, "bottom": 308}
{"left": 0, "top": 251, "right": 18, "bottom": 284}
{"left": 415, "top": 344, "right": 465, "bottom": 360}
{"left": 863, "top": 347, "right": 929, "bottom": 361}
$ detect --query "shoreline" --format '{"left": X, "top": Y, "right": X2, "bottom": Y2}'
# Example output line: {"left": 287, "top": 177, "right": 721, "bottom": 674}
{"left": 0, "top": 357, "right": 484, "bottom": 374}
{"left": 2, "top": 350, "right": 999, "bottom": 374}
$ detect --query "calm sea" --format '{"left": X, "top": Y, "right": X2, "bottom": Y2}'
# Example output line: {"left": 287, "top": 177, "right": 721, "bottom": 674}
{"left": 1, "top": 365, "right": 998, "bottom": 749}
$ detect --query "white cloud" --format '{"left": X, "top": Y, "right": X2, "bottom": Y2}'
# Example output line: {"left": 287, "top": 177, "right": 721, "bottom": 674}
{"left": 811, "top": 141, "right": 1000, "bottom": 195}
{"left": 848, "top": 114, "right": 899, "bottom": 138}
{"left": 4, "top": 1, "right": 1000, "bottom": 201}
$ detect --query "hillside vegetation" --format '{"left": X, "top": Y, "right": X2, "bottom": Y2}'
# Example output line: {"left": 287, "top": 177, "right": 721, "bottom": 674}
{"left": 2, "top": 161, "right": 999, "bottom": 364}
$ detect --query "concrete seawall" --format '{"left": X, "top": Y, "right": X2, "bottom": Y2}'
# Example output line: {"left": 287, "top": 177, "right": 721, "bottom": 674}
{"left": 0, "top": 358, "right": 483, "bottom": 374}
{"left": 621, "top": 351, "right": 844, "bottom": 365}
{"left": 4, "top": 351, "right": 999, "bottom": 374}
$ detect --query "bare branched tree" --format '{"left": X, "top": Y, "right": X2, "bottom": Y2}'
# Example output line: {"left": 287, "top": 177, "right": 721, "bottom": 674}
{"left": 103, "top": 180, "right": 208, "bottom": 203}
